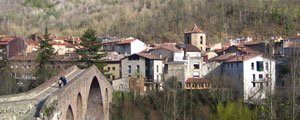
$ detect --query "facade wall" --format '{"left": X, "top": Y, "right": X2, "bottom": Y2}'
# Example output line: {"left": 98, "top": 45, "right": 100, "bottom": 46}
{"left": 165, "top": 63, "right": 185, "bottom": 83}
{"left": 115, "top": 44, "right": 130, "bottom": 55}
{"left": 103, "top": 62, "right": 121, "bottom": 80}
{"left": 174, "top": 52, "right": 184, "bottom": 61}
{"left": 243, "top": 56, "right": 276, "bottom": 102}
{"left": 121, "top": 57, "right": 146, "bottom": 78}
{"left": 112, "top": 78, "right": 129, "bottom": 91}
{"left": 149, "top": 48, "right": 173, "bottom": 61}
{"left": 130, "top": 40, "right": 146, "bottom": 54}
{"left": 7, "top": 38, "right": 26, "bottom": 58}
{"left": 185, "top": 33, "right": 206, "bottom": 51}
{"left": 185, "top": 56, "right": 203, "bottom": 81}
{"left": 153, "top": 60, "right": 163, "bottom": 83}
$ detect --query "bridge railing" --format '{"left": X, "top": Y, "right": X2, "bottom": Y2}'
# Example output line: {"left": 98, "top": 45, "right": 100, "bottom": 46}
{"left": 0, "top": 65, "right": 79, "bottom": 102}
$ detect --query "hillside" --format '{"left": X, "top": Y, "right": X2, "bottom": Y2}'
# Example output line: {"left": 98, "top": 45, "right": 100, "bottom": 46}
{"left": 0, "top": 0, "right": 299, "bottom": 43}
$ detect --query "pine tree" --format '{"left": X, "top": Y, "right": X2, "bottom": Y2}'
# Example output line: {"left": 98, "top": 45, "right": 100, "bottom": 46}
{"left": 76, "top": 28, "right": 107, "bottom": 70}
{"left": 31, "top": 27, "right": 54, "bottom": 88}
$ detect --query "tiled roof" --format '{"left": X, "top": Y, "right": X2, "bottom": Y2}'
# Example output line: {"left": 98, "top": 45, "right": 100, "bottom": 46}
{"left": 243, "top": 41, "right": 265, "bottom": 46}
{"left": 211, "top": 53, "right": 261, "bottom": 63}
{"left": 137, "top": 53, "right": 162, "bottom": 60}
{"left": 49, "top": 42, "right": 75, "bottom": 47}
{"left": 116, "top": 37, "right": 137, "bottom": 45}
{"left": 185, "top": 78, "right": 210, "bottom": 83}
{"left": 185, "top": 44, "right": 201, "bottom": 52}
{"left": 151, "top": 43, "right": 182, "bottom": 52}
{"left": 0, "top": 36, "right": 15, "bottom": 45}
{"left": 224, "top": 54, "right": 260, "bottom": 63}
{"left": 9, "top": 53, "right": 79, "bottom": 62}
{"left": 185, "top": 24, "right": 203, "bottom": 33}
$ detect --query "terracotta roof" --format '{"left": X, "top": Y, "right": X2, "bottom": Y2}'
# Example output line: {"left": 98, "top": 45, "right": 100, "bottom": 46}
{"left": 185, "top": 44, "right": 201, "bottom": 52}
{"left": 185, "top": 24, "right": 203, "bottom": 33}
{"left": 151, "top": 43, "right": 182, "bottom": 52}
{"left": 116, "top": 38, "right": 137, "bottom": 45}
{"left": 224, "top": 54, "right": 260, "bottom": 63}
{"left": 9, "top": 53, "right": 36, "bottom": 61}
{"left": 215, "top": 45, "right": 261, "bottom": 54}
{"left": 0, "top": 36, "right": 15, "bottom": 45}
{"left": 211, "top": 53, "right": 262, "bottom": 63}
{"left": 284, "top": 42, "right": 300, "bottom": 48}
{"left": 10, "top": 53, "right": 79, "bottom": 62}
{"left": 136, "top": 53, "right": 162, "bottom": 60}
{"left": 210, "top": 53, "right": 237, "bottom": 62}
{"left": 243, "top": 41, "right": 265, "bottom": 46}
{"left": 185, "top": 78, "right": 210, "bottom": 83}
{"left": 49, "top": 42, "right": 75, "bottom": 47}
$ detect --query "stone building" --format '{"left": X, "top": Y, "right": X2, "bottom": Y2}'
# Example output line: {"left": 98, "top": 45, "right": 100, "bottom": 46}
{"left": 121, "top": 53, "right": 164, "bottom": 90}
{"left": 0, "top": 36, "right": 26, "bottom": 62}
{"left": 184, "top": 24, "right": 207, "bottom": 51}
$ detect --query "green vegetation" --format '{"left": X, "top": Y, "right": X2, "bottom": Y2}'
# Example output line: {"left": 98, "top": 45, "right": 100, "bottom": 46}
{"left": 0, "top": 59, "right": 16, "bottom": 95}
{"left": 31, "top": 27, "right": 55, "bottom": 88}
{"left": 76, "top": 28, "right": 107, "bottom": 70}
{"left": 217, "top": 100, "right": 257, "bottom": 120}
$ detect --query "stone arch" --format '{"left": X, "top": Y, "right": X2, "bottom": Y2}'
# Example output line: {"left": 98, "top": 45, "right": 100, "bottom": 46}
{"left": 86, "top": 76, "right": 104, "bottom": 120}
{"left": 76, "top": 93, "right": 83, "bottom": 119}
{"left": 66, "top": 105, "right": 74, "bottom": 120}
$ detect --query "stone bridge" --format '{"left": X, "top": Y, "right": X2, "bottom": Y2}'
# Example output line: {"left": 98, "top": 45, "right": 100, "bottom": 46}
{"left": 0, "top": 65, "right": 113, "bottom": 120}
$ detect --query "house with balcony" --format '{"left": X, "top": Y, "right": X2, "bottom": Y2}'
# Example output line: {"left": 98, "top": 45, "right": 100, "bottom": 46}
{"left": 210, "top": 53, "right": 276, "bottom": 103}
{"left": 121, "top": 53, "right": 163, "bottom": 90}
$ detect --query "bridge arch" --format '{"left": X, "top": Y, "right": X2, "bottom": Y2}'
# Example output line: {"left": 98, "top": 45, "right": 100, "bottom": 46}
{"left": 86, "top": 76, "right": 104, "bottom": 120}
{"left": 76, "top": 93, "right": 83, "bottom": 119}
{"left": 66, "top": 105, "right": 74, "bottom": 120}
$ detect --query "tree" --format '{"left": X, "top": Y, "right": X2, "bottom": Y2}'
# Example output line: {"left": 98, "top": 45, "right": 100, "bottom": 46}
{"left": 76, "top": 28, "right": 107, "bottom": 70}
{"left": 31, "top": 27, "right": 54, "bottom": 88}
{"left": 0, "top": 58, "right": 16, "bottom": 95}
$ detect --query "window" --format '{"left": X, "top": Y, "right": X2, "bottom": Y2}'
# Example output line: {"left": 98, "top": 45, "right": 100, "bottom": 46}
{"left": 253, "top": 82, "right": 256, "bottom": 87}
{"left": 200, "top": 36, "right": 203, "bottom": 44}
{"left": 251, "top": 62, "right": 254, "bottom": 70}
{"left": 253, "top": 74, "right": 255, "bottom": 81}
{"left": 112, "top": 75, "right": 115, "bottom": 80}
{"left": 228, "top": 64, "right": 230, "bottom": 68}
{"left": 0, "top": 57, "right": 3, "bottom": 60}
{"left": 266, "top": 63, "right": 269, "bottom": 71}
{"left": 259, "top": 74, "right": 263, "bottom": 79}
{"left": 236, "top": 63, "right": 239, "bottom": 67}
{"left": 112, "top": 67, "right": 115, "bottom": 71}
{"left": 266, "top": 74, "right": 269, "bottom": 79}
{"left": 193, "top": 72, "right": 200, "bottom": 77}
{"left": 231, "top": 63, "right": 233, "bottom": 68}
{"left": 107, "top": 75, "right": 110, "bottom": 79}
{"left": 193, "top": 63, "right": 200, "bottom": 69}
{"left": 187, "top": 36, "right": 190, "bottom": 44}
{"left": 256, "top": 61, "right": 264, "bottom": 71}
{"left": 108, "top": 67, "right": 110, "bottom": 71}
{"left": 156, "top": 65, "right": 159, "bottom": 72}
{"left": 128, "top": 66, "right": 131, "bottom": 73}
{"left": 137, "top": 65, "right": 140, "bottom": 73}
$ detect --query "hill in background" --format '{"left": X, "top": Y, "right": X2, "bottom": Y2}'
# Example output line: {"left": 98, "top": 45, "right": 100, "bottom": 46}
{"left": 0, "top": 0, "right": 299, "bottom": 43}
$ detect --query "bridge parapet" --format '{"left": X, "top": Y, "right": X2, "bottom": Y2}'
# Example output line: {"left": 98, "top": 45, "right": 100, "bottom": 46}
{"left": 0, "top": 65, "right": 79, "bottom": 102}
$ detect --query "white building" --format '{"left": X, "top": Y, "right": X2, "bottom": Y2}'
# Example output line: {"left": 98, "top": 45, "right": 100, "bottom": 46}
{"left": 114, "top": 37, "right": 146, "bottom": 55}
{"left": 112, "top": 78, "right": 129, "bottom": 91}
{"left": 211, "top": 54, "right": 276, "bottom": 103}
